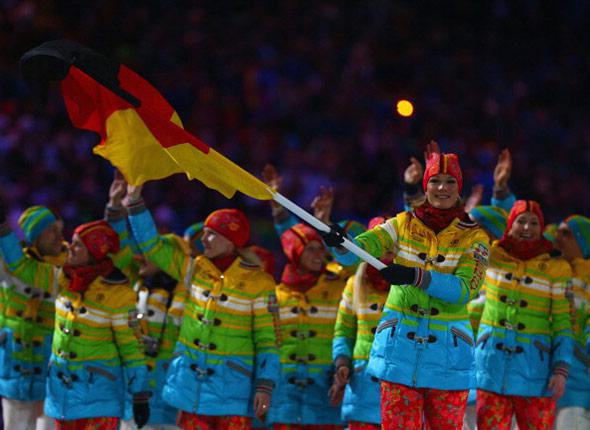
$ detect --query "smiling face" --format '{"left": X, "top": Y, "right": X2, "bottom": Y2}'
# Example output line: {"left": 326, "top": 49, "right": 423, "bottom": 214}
{"left": 201, "top": 227, "right": 235, "bottom": 259}
{"left": 508, "top": 212, "right": 542, "bottom": 241}
{"left": 425, "top": 173, "right": 460, "bottom": 209}
{"left": 66, "top": 234, "right": 91, "bottom": 266}
{"left": 298, "top": 240, "right": 326, "bottom": 273}
{"left": 35, "top": 221, "right": 64, "bottom": 256}
{"left": 555, "top": 222, "right": 583, "bottom": 260}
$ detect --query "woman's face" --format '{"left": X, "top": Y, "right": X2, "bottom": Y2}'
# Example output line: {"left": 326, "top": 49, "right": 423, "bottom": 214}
{"left": 298, "top": 240, "right": 326, "bottom": 273}
{"left": 508, "top": 212, "right": 542, "bottom": 241}
{"left": 555, "top": 222, "right": 583, "bottom": 260}
{"left": 201, "top": 227, "right": 235, "bottom": 259}
{"left": 67, "top": 234, "right": 90, "bottom": 266}
{"left": 425, "top": 174, "right": 459, "bottom": 209}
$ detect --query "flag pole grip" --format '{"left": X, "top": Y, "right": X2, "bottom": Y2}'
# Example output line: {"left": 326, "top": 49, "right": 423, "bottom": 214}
{"left": 271, "top": 192, "right": 387, "bottom": 270}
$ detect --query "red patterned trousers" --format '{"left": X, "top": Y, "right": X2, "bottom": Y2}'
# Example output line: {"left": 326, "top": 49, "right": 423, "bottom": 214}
{"left": 177, "top": 412, "right": 251, "bottom": 430}
{"left": 476, "top": 389, "right": 555, "bottom": 430}
{"left": 380, "top": 381, "right": 469, "bottom": 429}
{"left": 55, "top": 417, "right": 119, "bottom": 430}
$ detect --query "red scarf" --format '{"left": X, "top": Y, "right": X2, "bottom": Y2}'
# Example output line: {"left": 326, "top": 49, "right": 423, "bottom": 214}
{"left": 63, "top": 259, "right": 114, "bottom": 293}
{"left": 280, "top": 263, "right": 323, "bottom": 293}
{"left": 497, "top": 236, "right": 553, "bottom": 261}
{"left": 414, "top": 202, "right": 468, "bottom": 233}
{"left": 211, "top": 255, "right": 236, "bottom": 273}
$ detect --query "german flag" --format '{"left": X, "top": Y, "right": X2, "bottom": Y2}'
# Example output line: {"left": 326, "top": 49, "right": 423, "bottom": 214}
{"left": 20, "top": 39, "right": 272, "bottom": 200}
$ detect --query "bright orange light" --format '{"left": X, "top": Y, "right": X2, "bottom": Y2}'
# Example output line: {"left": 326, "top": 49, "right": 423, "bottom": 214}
{"left": 396, "top": 100, "right": 414, "bottom": 117}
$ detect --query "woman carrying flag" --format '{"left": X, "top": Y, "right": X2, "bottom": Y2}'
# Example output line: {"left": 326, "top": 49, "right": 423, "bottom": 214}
{"left": 323, "top": 151, "right": 489, "bottom": 429}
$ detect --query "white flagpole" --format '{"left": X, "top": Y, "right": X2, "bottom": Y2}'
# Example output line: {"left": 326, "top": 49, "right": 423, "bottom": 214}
{"left": 271, "top": 191, "right": 387, "bottom": 270}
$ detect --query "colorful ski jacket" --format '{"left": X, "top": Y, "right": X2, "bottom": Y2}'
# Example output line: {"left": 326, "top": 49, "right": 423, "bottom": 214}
{"left": 134, "top": 281, "right": 185, "bottom": 424}
{"left": 332, "top": 268, "right": 387, "bottom": 424}
{"left": 558, "top": 257, "right": 590, "bottom": 408}
{"left": 269, "top": 262, "right": 346, "bottom": 425}
{"left": 337, "top": 211, "right": 490, "bottom": 390}
{"left": 0, "top": 244, "right": 66, "bottom": 402}
{"left": 128, "top": 204, "right": 279, "bottom": 417}
{"left": 475, "top": 242, "right": 574, "bottom": 397}
{"left": 0, "top": 227, "right": 147, "bottom": 420}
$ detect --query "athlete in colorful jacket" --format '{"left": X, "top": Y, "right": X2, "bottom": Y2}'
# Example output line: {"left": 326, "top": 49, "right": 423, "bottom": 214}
{"left": 0, "top": 219, "right": 149, "bottom": 429}
{"left": 475, "top": 201, "right": 573, "bottom": 429}
{"left": 126, "top": 186, "right": 279, "bottom": 429}
{"left": 554, "top": 215, "right": 590, "bottom": 429}
{"left": 325, "top": 152, "right": 489, "bottom": 429}
{"left": 331, "top": 218, "right": 390, "bottom": 429}
{"left": 270, "top": 223, "right": 346, "bottom": 428}
{"left": 0, "top": 206, "right": 66, "bottom": 430}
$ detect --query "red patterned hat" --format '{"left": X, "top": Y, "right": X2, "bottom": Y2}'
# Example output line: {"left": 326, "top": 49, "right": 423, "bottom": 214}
{"left": 505, "top": 200, "right": 545, "bottom": 234}
{"left": 204, "top": 209, "right": 250, "bottom": 247}
{"left": 74, "top": 220, "right": 120, "bottom": 261}
{"left": 423, "top": 152, "right": 463, "bottom": 193}
{"left": 280, "top": 223, "right": 323, "bottom": 264}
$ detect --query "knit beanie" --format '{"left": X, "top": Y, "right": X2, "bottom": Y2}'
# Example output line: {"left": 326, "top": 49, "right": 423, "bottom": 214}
{"left": 204, "top": 209, "right": 250, "bottom": 248}
{"left": 470, "top": 205, "right": 508, "bottom": 240}
{"left": 18, "top": 206, "right": 57, "bottom": 244}
{"left": 74, "top": 220, "right": 120, "bottom": 261}
{"left": 564, "top": 215, "right": 590, "bottom": 258}
{"left": 423, "top": 153, "right": 463, "bottom": 193}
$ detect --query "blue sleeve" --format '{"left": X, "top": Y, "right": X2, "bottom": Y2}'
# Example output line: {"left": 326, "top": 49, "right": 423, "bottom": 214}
{"left": 0, "top": 227, "right": 26, "bottom": 270}
{"left": 274, "top": 212, "right": 298, "bottom": 237}
{"left": 491, "top": 192, "right": 516, "bottom": 213}
{"left": 332, "top": 337, "right": 354, "bottom": 362}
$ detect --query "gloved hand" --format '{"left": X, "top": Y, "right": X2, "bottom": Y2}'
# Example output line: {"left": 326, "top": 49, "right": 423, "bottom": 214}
{"left": 133, "top": 392, "right": 150, "bottom": 428}
{"left": 379, "top": 263, "right": 419, "bottom": 286}
{"left": 318, "top": 223, "right": 346, "bottom": 247}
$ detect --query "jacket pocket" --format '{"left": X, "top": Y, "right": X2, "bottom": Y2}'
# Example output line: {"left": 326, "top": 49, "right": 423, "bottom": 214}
{"left": 226, "top": 360, "right": 253, "bottom": 378}
{"left": 451, "top": 327, "right": 474, "bottom": 347}
{"left": 86, "top": 365, "right": 117, "bottom": 382}
{"left": 533, "top": 340, "right": 551, "bottom": 362}
{"left": 476, "top": 332, "right": 490, "bottom": 349}
{"left": 376, "top": 318, "right": 399, "bottom": 336}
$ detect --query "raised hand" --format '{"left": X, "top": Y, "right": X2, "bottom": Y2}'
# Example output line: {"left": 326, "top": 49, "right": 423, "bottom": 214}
{"left": 493, "top": 148, "right": 512, "bottom": 190}
{"left": 465, "top": 184, "right": 484, "bottom": 212}
{"left": 261, "top": 164, "right": 283, "bottom": 192}
{"left": 108, "top": 170, "right": 127, "bottom": 207}
{"left": 123, "top": 183, "right": 143, "bottom": 206}
{"left": 423, "top": 140, "right": 441, "bottom": 162}
{"left": 311, "top": 186, "right": 334, "bottom": 224}
{"left": 404, "top": 157, "right": 423, "bottom": 185}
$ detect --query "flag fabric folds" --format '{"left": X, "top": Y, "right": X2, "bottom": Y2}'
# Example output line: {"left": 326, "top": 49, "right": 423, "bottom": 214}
{"left": 20, "top": 39, "right": 272, "bottom": 200}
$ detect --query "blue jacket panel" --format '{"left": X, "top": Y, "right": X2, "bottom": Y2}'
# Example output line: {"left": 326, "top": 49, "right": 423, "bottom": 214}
{"left": 369, "top": 310, "right": 476, "bottom": 390}
{"left": 341, "top": 361, "right": 380, "bottom": 424}
{"left": 558, "top": 343, "right": 590, "bottom": 408}
{"left": 0, "top": 329, "right": 52, "bottom": 401}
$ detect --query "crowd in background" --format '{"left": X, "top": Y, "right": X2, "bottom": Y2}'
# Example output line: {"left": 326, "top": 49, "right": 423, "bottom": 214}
{"left": 0, "top": 0, "right": 589, "bottom": 270}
